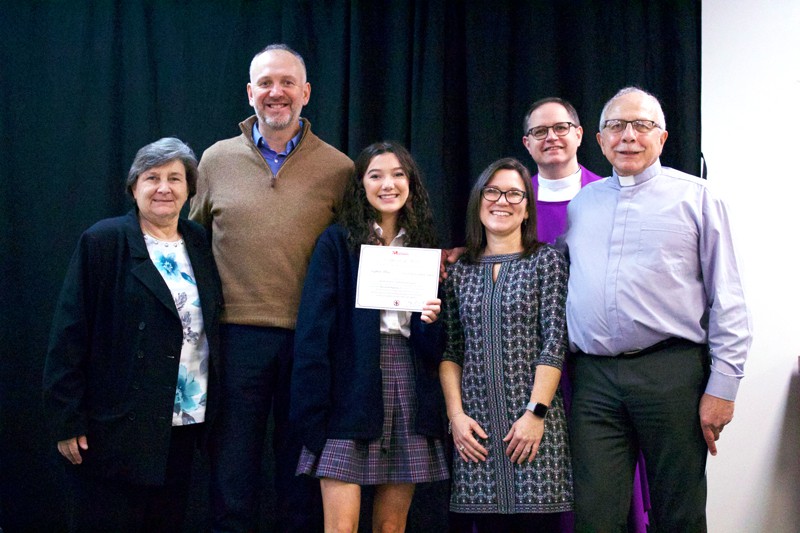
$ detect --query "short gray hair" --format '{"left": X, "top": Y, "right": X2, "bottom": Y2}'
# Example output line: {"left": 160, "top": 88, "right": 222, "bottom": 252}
{"left": 250, "top": 43, "right": 307, "bottom": 82}
{"left": 125, "top": 137, "right": 198, "bottom": 199}
{"left": 599, "top": 87, "right": 666, "bottom": 131}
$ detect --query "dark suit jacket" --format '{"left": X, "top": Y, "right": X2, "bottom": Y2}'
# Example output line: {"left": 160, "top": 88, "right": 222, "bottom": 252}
{"left": 43, "top": 210, "right": 223, "bottom": 485}
{"left": 290, "top": 224, "right": 446, "bottom": 454}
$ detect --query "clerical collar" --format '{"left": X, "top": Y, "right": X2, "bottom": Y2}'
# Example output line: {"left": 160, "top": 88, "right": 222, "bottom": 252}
{"left": 537, "top": 167, "right": 582, "bottom": 202}
{"left": 614, "top": 160, "right": 662, "bottom": 187}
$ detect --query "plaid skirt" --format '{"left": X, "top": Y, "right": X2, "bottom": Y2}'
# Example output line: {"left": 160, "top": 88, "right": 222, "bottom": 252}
{"left": 296, "top": 334, "right": 449, "bottom": 485}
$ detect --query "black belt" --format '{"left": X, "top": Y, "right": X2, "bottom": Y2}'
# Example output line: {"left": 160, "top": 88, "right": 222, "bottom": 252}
{"left": 616, "top": 337, "right": 692, "bottom": 359}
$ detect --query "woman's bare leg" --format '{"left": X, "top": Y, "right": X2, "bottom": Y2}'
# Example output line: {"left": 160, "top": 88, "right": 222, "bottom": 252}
{"left": 320, "top": 477, "right": 361, "bottom": 533}
{"left": 372, "top": 483, "right": 415, "bottom": 533}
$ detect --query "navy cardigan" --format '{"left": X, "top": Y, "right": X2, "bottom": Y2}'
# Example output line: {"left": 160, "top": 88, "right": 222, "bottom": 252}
{"left": 43, "top": 210, "right": 223, "bottom": 484}
{"left": 290, "top": 224, "right": 446, "bottom": 454}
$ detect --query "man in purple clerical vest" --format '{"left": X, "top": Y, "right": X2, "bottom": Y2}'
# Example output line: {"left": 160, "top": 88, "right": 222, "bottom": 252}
{"left": 521, "top": 97, "right": 602, "bottom": 245}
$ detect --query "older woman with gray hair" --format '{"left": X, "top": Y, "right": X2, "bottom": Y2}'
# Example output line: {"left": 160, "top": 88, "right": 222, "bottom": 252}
{"left": 43, "top": 137, "right": 223, "bottom": 532}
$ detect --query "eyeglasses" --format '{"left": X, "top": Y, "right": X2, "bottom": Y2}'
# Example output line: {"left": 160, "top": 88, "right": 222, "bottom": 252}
{"left": 602, "top": 119, "right": 661, "bottom": 134}
{"left": 526, "top": 122, "right": 577, "bottom": 140}
{"left": 481, "top": 186, "right": 527, "bottom": 204}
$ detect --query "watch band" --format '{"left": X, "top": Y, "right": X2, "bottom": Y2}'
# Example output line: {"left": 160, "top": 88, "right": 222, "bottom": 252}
{"left": 526, "top": 401, "right": 549, "bottom": 418}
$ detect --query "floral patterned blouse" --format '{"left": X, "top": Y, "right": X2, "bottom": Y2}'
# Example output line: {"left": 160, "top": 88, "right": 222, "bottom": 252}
{"left": 144, "top": 234, "right": 209, "bottom": 426}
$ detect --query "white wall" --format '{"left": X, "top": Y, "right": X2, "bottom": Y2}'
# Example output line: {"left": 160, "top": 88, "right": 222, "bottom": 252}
{"left": 702, "top": 1, "right": 800, "bottom": 531}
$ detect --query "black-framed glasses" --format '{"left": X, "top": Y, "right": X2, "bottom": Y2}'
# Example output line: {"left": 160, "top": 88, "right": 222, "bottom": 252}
{"left": 602, "top": 119, "right": 661, "bottom": 134}
{"left": 481, "top": 186, "right": 527, "bottom": 204}
{"left": 526, "top": 122, "right": 576, "bottom": 140}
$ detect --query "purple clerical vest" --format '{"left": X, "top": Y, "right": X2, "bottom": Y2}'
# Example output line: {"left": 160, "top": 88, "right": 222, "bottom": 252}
{"left": 532, "top": 164, "right": 603, "bottom": 245}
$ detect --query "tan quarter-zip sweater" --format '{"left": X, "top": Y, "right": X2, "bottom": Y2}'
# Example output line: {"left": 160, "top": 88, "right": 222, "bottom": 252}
{"left": 189, "top": 115, "right": 353, "bottom": 329}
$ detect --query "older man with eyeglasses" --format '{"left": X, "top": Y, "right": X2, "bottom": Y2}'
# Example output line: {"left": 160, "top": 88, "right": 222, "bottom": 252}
{"left": 521, "top": 97, "right": 603, "bottom": 245}
{"left": 563, "top": 87, "right": 752, "bottom": 532}
{"left": 524, "top": 97, "right": 652, "bottom": 533}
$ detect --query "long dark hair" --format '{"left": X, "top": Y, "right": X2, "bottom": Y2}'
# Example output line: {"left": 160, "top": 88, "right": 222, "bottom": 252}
{"left": 464, "top": 157, "right": 541, "bottom": 262}
{"left": 338, "top": 141, "right": 438, "bottom": 250}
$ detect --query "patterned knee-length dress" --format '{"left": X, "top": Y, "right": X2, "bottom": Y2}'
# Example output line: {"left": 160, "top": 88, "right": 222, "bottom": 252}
{"left": 441, "top": 246, "right": 573, "bottom": 514}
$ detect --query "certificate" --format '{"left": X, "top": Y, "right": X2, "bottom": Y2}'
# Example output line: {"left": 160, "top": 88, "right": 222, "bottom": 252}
{"left": 355, "top": 245, "right": 441, "bottom": 312}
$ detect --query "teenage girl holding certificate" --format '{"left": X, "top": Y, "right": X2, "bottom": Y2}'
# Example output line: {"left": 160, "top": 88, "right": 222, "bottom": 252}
{"left": 290, "top": 141, "right": 448, "bottom": 532}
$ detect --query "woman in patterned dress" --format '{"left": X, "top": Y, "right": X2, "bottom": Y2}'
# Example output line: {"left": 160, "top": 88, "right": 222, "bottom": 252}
{"left": 440, "top": 157, "right": 573, "bottom": 532}
{"left": 43, "top": 138, "right": 223, "bottom": 532}
{"left": 290, "top": 141, "right": 448, "bottom": 532}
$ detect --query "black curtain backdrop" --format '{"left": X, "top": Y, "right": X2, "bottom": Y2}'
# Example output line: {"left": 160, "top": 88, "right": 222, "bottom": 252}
{"left": 0, "top": 1, "right": 700, "bottom": 531}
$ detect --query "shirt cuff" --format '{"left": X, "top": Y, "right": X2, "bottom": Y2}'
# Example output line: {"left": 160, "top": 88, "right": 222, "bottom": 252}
{"left": 704, "top": 369, "right": 741, "bottom": 401}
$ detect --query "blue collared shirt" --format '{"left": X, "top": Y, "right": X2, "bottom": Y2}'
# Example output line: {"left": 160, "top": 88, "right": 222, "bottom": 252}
{"left": 563, "top": 160, "right": 751, "bottom": 400}
{"left": 252, "top": 119, "right": 303, "bottom": 175}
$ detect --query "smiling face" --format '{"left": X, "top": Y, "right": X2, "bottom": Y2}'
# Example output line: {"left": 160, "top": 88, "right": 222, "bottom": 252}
{"left": 523, "top": 102, "right": 583, "bottom": 178}
{"left": 597, "top": 91, "right": 668, "bottom": 176}
{"left": 362, "top": 152, "right": 410, "bottom": 224}
{"left": 247, "top": 49, "right": 310, "bottom": 133}
{"left": 132, "top": 159, "right": 189, "bottom": 229}
{"left": 479, "top": 168, "right": 529, "bottom": 241}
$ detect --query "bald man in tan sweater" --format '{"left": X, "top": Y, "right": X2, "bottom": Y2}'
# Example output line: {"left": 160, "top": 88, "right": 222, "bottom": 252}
{"left": 190, "top": 44, "right": 353, "bottom": 533}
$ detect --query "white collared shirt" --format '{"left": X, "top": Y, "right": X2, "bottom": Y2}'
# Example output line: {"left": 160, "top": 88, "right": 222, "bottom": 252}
{"left": 372, "top": 223, "right": 412, "bottom": 338}
{"left": 537, "top": 167, "right": 582, "bottom": 202}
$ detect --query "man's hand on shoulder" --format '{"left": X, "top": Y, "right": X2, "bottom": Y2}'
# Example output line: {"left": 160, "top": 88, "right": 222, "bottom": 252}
{"left": 439, "top": 247, "right": 466, "bottom": 281}
{"left": 699, "top": 393, "right": 735, "bottom": 456}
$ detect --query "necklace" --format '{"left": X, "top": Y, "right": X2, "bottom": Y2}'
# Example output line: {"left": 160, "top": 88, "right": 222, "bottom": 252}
{"left": 143, "top": 233, "right": 184, "bottom": 248}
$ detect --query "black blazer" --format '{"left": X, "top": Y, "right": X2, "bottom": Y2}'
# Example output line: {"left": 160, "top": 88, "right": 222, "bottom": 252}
{"left": 290, "top": 224, "right": 446, "bottom": 454}
{"left": 43, "top": 210, "right": 223, "bottom": 485}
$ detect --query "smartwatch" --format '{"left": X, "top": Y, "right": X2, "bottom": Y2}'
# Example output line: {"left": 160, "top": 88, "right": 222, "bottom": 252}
{"left": 526, "top": 401, "right": 549, "bottom": 418}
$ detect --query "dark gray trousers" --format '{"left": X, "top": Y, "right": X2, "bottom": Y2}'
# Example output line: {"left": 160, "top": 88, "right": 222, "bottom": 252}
{"left": 570, "top": 341, "right": 709, "bottom": 533}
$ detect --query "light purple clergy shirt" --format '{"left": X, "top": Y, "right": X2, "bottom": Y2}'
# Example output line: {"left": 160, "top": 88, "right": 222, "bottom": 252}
{"left": 563, "top": 160, "right": 751, "bottom": 401}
